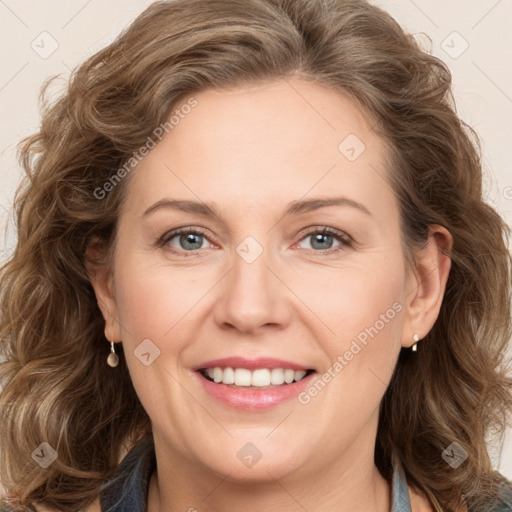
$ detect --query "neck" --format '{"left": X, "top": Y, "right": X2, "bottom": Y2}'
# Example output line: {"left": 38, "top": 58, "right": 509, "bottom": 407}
{"left": 149, "top": 465, "right": 390, "bottom": 512}
{"left": 147, "top": 426, "right": 391, "bottom": 512}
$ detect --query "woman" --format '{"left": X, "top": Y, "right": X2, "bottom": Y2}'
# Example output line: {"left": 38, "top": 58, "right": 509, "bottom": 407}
{"left": 1, "top": 0, "right": 511, "bottom": 510}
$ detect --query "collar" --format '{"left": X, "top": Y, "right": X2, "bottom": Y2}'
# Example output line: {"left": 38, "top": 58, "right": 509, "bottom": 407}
{"left": 99, "top": 436, "right": 412, "bottom": 512}
{"left": 99, "top": 436, "right": 512, "bottom": 512}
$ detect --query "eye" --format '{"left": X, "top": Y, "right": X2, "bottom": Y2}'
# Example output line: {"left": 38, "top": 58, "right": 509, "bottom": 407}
{"left": 159, "top": 227, "right": 214, "bottom": 254}
{"left": 158, "top": 225, "right": 352, "bottom": 256}
{"left": 295, "top": 226, "right": 352, "bottom": 253}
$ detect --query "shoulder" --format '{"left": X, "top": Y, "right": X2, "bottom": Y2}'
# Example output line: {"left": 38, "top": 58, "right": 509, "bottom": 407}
{"left": 406, "top": 474, "right": 512, "bottom": 512}
{"left": 0, "top": 437, "right": 154, "bottom": 512}
{"left": 489, "top": 476, "right": 512, "bottom": 511}
{"left": 464, "top": 476, "right": 512, "bottom": 512}
{"left": 99, "top": 435, "right": 156, "bottom": 511}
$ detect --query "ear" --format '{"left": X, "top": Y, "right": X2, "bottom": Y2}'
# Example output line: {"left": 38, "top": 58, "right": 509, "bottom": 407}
{"left": 401, "top": 225, "right": 452, "bottom": 348}
{"left": 85, "top": 237, "right": 122, "bottom": 343}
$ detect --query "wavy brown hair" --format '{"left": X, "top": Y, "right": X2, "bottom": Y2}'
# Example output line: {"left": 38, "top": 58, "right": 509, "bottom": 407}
{"left": 1, "top": 0, "right": 512, "bottom": 510}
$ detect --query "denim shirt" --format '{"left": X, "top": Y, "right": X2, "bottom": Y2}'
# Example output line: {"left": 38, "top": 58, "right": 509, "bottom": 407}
{"left": 2, "top": 437, "right": 511, "bottom": 511}
{"left": 99, "top": 436, "right": 512, "bottom": 512}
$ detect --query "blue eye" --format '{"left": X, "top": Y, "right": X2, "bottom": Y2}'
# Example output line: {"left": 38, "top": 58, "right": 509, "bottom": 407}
{"left": 158, "top": 226, "right": 351, "bottom": 255}
{"left": 296, "top": 227, "right": 352, "bottom": 253}
{"left": 161, "top": 228, "right": 211, "bottom": 253}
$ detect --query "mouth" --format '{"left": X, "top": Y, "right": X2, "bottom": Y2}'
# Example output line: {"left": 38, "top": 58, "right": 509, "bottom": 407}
{"left": 193, "top": 357, "right": 317, "bottom": 410}
{"left": 198, "top": 367, "right": 315, "bottom": 388}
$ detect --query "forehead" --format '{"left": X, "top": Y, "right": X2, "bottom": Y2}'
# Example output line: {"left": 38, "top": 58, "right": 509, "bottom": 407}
{"left": 123, "top": 78, "right": 396, "bottom": 222}
{"left": 168, "top": 79, "right": 375, "bottom": 164}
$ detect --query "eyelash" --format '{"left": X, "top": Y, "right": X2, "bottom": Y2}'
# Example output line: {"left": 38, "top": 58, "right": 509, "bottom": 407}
{"left": 157, "top": 226, "right": 353, "bottom": 256}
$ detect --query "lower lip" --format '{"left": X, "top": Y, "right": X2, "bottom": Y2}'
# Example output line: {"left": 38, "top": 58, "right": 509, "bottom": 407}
{"left": 196, "top": 372, "right": 314, "bottom": 411}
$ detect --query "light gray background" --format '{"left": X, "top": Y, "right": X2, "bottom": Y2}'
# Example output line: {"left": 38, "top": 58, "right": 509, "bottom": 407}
{"left": 0, "top": 0, "right": 511, "bottom": 481}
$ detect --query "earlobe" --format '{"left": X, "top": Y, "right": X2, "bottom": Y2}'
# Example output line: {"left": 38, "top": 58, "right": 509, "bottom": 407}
{"left": 85, "top": 238, "right": 122, "bottom": 342}
{"left": 402, "top": 225, "right": 452, "bottom": 348}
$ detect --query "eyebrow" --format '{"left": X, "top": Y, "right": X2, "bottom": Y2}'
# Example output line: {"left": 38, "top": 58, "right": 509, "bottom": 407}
{"left": 142, "top": 196, "right": 372, "bottom": 219}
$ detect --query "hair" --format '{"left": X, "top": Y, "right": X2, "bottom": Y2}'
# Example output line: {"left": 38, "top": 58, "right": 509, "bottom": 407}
{"left": 1, "top": 0, "right": 511, "bottom": 510}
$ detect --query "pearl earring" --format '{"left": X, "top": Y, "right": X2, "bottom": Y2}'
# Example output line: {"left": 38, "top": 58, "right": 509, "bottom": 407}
{"left": 412, "top": 333, "right": 420, "bottom": 352}
{"left": 107, "top": 341, "right": 119, "bottom": 367}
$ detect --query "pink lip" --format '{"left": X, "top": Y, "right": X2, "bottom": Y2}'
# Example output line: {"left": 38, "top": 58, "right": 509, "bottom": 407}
{"left": 194, "top": 357, "right": 311, "bottom": 371}
{"left": 195, "top": 372, "right": 314, "bottom": 410}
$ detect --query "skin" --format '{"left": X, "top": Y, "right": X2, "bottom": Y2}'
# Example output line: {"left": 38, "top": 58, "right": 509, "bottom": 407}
{"left": 87, "top": 78, "right": 452, "bottom": 512}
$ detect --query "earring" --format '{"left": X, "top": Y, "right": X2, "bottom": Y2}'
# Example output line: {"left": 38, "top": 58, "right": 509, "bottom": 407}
{"left": 412, "top": 333, "right": 420, "bottom": 352}
{"left": 107, "top": 341, "right": 119, "bottom": 367}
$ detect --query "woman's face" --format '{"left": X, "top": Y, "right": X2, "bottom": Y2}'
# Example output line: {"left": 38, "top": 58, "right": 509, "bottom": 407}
{"left": 95, "top": 79, "right": 430, "bottom": 481}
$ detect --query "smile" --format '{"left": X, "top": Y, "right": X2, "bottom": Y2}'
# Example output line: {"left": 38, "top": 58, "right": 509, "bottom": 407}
{"left": 194, "top": 357, "right": 317, "bottom": 410}
{"left": 200, "top": 367, "right": 312, "bottom": 387}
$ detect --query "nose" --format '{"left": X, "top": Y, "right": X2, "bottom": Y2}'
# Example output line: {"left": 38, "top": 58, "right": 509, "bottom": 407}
{"left": 213, "top": 240, "right": 292, "bottom": 335}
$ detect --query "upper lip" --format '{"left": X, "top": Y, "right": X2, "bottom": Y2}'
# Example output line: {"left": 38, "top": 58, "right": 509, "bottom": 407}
{"left": 193, "top": 357, "right": 313, "bottom": 372}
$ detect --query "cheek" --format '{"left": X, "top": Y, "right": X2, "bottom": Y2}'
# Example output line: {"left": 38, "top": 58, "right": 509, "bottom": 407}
{"left": 338, "top": 271, "right": 403, "bottom": 340}
{"left": 115, "top": 279, "right": 171, "bottom": 345}
{"left": 113, "top": 251, "right": 204, "bottom": 345}
{"left": 292, "top": 256, "right": 405, "bottom": 341}
{"left": 111, "top": 257, "right": 197, "bottom": 433}
{"left": 343, "top": 298, "right": 403, "bottom": 401}
{"left": 294, "top": 260, "right": 405, "bottom": 394}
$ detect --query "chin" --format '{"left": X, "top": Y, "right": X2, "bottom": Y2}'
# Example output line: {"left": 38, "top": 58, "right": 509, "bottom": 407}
{"left": 191, "top": 435, "right": 310, "bottom": 483}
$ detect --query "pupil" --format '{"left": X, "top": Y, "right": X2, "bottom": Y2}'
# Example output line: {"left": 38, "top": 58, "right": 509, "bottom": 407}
{"left": 181, "top": 233, "right": 202, "bottom": 250}
{"left": 312, "top": 233, "right": 332, "bottom": 250}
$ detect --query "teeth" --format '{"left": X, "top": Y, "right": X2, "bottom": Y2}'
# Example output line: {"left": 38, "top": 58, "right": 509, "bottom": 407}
{"left": 213, "top": 367, "right": 223, "bottom": 383}
{"left": 234, "top": 368, "right": 252, "bottom": 386}
{"left": 270, "top": 368, "right": 285, "bottom": 385}
{"left": 284, "top": 369, "right": 295, "bottom": 384}
{"left": 294, "top": 370, "right": 307, "bottom": 381}
{"left": 251, "top": 369, "right": 270, "bottom": 387}
{"left": 223, "top": 367, "right": 235, "bottom": 384}
{"left": 203, "top": 367, "right": 310, "bottom": 387}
